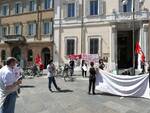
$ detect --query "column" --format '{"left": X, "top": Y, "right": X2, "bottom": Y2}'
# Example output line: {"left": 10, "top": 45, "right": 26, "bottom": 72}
{"left": 143, "top": 23, "right": 149, "bottom": 62}
{"left": 110, "top": 25, "right": 117, "bottom": 73}
{"left": 143, "top": 23, "right": 149, "bottom": 72}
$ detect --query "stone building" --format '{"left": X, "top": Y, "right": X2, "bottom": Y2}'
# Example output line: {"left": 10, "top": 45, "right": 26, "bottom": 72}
{"left": 0, "top": 0, "right": 53, "bottom": 68}
{"left": 54, "top": 0, "right": 150, "bottom": 74}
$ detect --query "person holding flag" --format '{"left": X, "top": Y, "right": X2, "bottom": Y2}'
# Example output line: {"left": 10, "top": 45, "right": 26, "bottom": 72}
{"left": 135, "top": 41, "right": 145, "bottom": 74}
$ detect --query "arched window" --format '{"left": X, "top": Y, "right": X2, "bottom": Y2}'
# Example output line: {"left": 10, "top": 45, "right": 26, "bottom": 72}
{"left": 12, "top": 47, "right": 21, "bottom": 61}
{"left": 27, "top": 49, "right": 33, "bottom": 61}
{"left": 1, "top": 50, "right": 6, "bottom": 61}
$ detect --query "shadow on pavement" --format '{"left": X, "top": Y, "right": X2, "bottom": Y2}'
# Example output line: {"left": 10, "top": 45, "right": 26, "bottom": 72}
{"left": 52, "top": 89, "right": 73, "bottom": 93}
{"left": 95, "top": 92, "right": 120, "bottom": 97}
{"left": 20, "top": 85, "right": 35, "bottom": 88}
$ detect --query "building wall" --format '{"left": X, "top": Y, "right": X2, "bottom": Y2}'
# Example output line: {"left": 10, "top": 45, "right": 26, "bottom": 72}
{"left": 54, "top": 0, "right": 150, "bottom": 73}
{"left": 0, "top": 0, "right": 54, "bottom": 68}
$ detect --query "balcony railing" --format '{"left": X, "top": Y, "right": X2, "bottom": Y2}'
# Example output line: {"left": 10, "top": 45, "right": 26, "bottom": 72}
{"left": 3, "top": 35, "right": 26, "bottom": 44}
{"left": 54, "top": 11, "right": 150, "bottom": 26}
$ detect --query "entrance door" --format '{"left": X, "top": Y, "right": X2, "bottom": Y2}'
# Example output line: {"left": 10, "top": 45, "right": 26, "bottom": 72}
{"left": 11, "top": 47, "right": 21, "bottom": 61}
{"left": 117, "top": 31, "right": 133, "bottom": 69}
{"left": 42, "top": 48, "right": 50, "bottom": 69}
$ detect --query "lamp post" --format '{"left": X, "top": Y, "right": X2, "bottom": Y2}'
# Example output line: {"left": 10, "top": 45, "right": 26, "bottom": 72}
{"left": 132, "top": 0, "right": 135, "bottom": 75}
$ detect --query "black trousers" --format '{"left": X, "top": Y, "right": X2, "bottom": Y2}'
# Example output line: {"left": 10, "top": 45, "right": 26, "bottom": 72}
{"left": 82, "top": 69, "right": 87, "bottom": 77}
{"left": 88, "top": 77, "right": 96, "bottom": 94}
{"left": 48, "top": 76, "right": 59, "bottom": 90}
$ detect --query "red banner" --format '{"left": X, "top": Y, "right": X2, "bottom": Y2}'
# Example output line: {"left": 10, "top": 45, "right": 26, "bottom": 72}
{"left": 67, "top": 54, "right": 81, "bottom": 59}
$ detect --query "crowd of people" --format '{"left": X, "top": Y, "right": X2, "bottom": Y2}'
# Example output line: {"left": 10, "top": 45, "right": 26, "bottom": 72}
{"left": 1, "top": 56, "right": 150, "bottom": 113}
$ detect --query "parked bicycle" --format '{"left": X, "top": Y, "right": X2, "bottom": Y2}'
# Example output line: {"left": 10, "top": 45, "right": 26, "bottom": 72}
{"left": 56, "top": 65, "right": 64, "bottom": 77}
{"left": 22, "top": 67, "right": 34, "bottom": 79}
{"left": 63, "top": 64, "right": 74, "bottom": 82}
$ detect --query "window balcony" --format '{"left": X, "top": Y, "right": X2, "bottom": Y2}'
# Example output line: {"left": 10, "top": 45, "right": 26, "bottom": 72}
{"left": 3, "top": 35, "right": 26, "bottom": 44}
{"left": 107, "top": 11, "right": 149, "bottom": 22}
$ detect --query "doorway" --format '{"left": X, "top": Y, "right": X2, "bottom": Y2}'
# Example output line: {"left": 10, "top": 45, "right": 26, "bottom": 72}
{"left": 42, "top": 48, "right": 50, "bottom": 69}
{"left": 117, "top": 31, "right": 135, "bottom": 69}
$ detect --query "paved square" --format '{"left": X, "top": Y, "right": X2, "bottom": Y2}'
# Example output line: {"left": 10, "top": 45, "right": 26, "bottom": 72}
{"left": 15, "top": 76, "right": 150, "bottom": 113}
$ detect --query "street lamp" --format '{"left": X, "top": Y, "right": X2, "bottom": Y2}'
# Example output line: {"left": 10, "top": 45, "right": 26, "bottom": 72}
{"left": 132, "top": 0, "right": 135, "bottom": 75}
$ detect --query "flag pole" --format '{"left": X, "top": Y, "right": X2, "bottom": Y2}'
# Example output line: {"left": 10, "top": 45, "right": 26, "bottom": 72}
{"left": 132, "top": 0, "right": 135, "bottom": 75}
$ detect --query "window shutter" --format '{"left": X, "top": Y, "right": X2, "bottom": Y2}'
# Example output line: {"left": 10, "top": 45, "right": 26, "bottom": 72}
{"left": 76, "top": 0, "right": 79, "bottom": 17}
{"left": 34, "top": 0, "right": 37, "bottom": 11}
{"left": 7, "top": 5, "right": 9, "bottom": 15}
{"left": 0, "top": 26, "right": 2, "bottom": 40}
{"left": 33, "top": 23, "right": 36, "bottom": 36}
{"left": 42, "top": 0, "right": 45, "bottom": 10}
{"left": 85, "top": 0, "right": 90, "bottom": 16}
{"left": 50, "top": 0, "right": 53, "bottom": 8}
{"left": 99, "top": 0, "right": 103, "bottom": 15}
{"left": 49, "top": 22, "right": 53, "bottom": 35}
{"left": 19, "top": 25, "right": 21, "bottom": 35}
{"left": 135, "top": 0, "right": 139, "bottom": 12}
{"left": 42, "top": 22, "right": 44, "bottom": 34}
{"left": 63, "top": 0, "right": 67, "bottom": 18}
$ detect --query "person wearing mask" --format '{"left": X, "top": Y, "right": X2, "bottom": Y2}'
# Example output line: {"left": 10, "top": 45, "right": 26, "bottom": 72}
{"left": 88, "top": 62, "right": 96, "bottom": 95}
{"left": 0, "top": 57, "right": 22, "bottom": 113}
{"left": 47, "top": 60, "right": 61, "bottom": 92}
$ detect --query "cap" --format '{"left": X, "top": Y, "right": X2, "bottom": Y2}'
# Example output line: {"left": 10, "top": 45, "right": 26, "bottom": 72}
{"left": 6, "top": 57, "right": 17, "bottom": 64}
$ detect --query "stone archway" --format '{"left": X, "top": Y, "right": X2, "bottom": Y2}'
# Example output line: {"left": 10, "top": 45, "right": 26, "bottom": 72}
{"left": 11, "top": 47, "right": 21, "bottom": 61}
{"left": 42, "top": 48, "right": 50, "bottom": 68}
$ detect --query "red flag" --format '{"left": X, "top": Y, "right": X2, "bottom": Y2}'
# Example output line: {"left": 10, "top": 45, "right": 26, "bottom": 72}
{"left": 35, "top": 54, "right": 42, "bottom": 65}
{"left": 135, "top": 41, "right": 145, "bottom": 62}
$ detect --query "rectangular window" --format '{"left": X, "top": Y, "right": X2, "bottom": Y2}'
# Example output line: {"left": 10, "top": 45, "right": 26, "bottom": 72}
{"left": 68, "top": 3, "right": 75, "bottom": 17}
{"left": 2, "top": 27, "right": 7, "bottom": 36}
{"left": 43, "top": 21, "right": 52, "bottom": 35}
{"left": 44, "top": 0, "right": 51, "bottom": 10}
{"left": 28, "top": 23, "right": 35, "bottom": 36}
{"left": 122, "top": 0, "right": 132, "bottom": 12}
{"left": 67, "top": 39, "right": 75, "bottom": 55}
{"left": 29, "top": 0, "right": 35, "bottom": 11}
{"left": 15, "top": 2, "right": 22, "bottom": 14}
{"left": 15, "top": 24, "right": 21, "bottom": 35}
{"left": 90, "top": 38, "right": 99, "bottom": 54}
{"left": 90, "top": 0, "right": 98, "bottom": 15}
{"left": 2, "top": 5, "right": 9, "bottom": 16}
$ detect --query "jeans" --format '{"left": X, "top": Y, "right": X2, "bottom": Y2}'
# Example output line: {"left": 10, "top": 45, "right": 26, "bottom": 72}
{"left": 0, "top": 92, "right": 17, "bottom": 113}
{"left": 48, "top": 76, "right": 59, "bottom": 90}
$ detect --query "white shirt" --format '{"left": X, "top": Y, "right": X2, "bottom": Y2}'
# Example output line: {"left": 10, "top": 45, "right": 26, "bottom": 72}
{"left": 14, "top": 65, "right": 23, "bottom": 80}
{"left": 47, "top": 63, "right": 55, "bottom": 77}
{"left": 0, "top": 65, "right": 17, "bottom": 108}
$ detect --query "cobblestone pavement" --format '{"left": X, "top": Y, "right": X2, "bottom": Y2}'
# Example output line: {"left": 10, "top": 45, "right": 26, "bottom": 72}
{"left": 15, "top": 75, "right": 150, "bottom": 113}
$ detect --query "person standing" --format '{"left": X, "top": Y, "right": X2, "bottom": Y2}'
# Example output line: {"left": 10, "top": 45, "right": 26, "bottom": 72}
{"left": 147, "top": 62, "right": 150, "bottom": 83}
{"left": 99, "top": 59, "right": 105, "bottom": 70}
{"left": 0, "top": 57, "right": 22, "bottom": 113}
{"left": 82, "top": 60, "right": 87, "bottom": 77}
{"left": 47, "top": 60, "right": 61, "bottom": 92}
{"left": 69, "top": 59, "right": 75, "bottom": 76}
{"left": 88, "top": 62, "right": 96, "bottom": 95}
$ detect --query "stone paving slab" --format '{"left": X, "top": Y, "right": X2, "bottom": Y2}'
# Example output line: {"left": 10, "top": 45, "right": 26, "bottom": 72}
{"left": 15, "top": 76, "right": 150, "bottom": 113}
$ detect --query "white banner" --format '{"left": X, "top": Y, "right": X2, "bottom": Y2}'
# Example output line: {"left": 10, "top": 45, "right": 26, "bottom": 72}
{"left": 82, "top": 54, "right": 99, "bottom": 63}
{"left": 96, "top": 69, "right": 150, "bottom": 99}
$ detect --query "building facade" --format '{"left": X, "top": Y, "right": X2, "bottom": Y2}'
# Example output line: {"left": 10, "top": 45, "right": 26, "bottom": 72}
{"left": 54, "top": 0, "right": 150, "bottom": 73}
{"left": 0, "top": 0, "right": 53, "bottom": 68}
